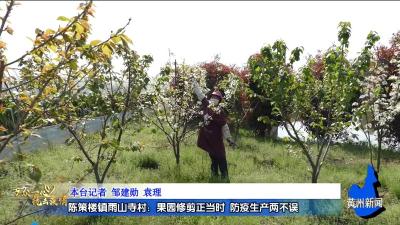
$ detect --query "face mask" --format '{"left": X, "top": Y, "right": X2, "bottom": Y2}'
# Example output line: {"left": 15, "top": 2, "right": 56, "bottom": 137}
{"left": 209, "top": 98, "right": 219, "bottom": 106}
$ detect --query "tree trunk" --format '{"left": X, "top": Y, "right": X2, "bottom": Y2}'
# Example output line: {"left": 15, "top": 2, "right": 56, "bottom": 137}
{"left": 370, "top": 147, "right": 374, "bottom": 167}
{"left": 311, "top": 168, "right": 319, "bottom": 183}
{"left": 0, "top": 60, "right": 5, "bottom": 94}
{"left": 93, "top": 164, "right": 102, "bottom": 184}
{"left": 311, "top": 162, "right": 322, "bottom": 183}
{"left": 376, "top": 131, "right": 382, "bottom": 173}
{"left": 366, "top": 131, "right": 374, "bottom": 166}
{"left": 174, "top": 141, "right": 180, "bottom": 165}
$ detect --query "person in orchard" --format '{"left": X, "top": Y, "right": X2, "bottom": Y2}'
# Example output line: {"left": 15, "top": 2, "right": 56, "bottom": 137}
{"left": 191, "top": 77, "right": 236, "bottom": 182}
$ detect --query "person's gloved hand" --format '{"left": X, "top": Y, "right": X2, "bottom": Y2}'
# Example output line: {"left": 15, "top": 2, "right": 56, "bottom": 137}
{"left": 227, "top": 138, "right": 237, "bottom": 148}
{"left": 189, "top": 75, "right": 196, "bottom": 84}
{"left": 189, "top": 76, "right": 197, "bottom": 89}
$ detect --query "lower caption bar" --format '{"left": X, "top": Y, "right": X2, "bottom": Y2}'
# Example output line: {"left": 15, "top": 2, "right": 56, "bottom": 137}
{"left": 38, "top": 199, "right": 342, "bottom": 216}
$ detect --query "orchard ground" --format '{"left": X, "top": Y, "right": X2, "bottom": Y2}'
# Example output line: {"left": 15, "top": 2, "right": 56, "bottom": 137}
{"left": 1, "top": 126, "right": 400, "bottom": 225}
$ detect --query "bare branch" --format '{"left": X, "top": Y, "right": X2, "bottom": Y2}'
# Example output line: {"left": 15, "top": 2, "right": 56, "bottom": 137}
{"left": 65, "top": 124, "right": 95, "bottom": 166}
{"left": 284, "top": 121, "right": 315, "bottom": 168}
{"left": 0, "top": 0, "right": 15, "bottom": 38}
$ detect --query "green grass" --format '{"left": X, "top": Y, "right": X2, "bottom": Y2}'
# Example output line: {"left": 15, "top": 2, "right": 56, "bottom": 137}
{"left": 0, "top": 126, "right": 400, "bottom": 225}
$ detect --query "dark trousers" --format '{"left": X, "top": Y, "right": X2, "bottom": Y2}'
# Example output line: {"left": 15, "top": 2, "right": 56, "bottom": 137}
{"left": 209, "top": 153, "right": 229, "bottom": 180}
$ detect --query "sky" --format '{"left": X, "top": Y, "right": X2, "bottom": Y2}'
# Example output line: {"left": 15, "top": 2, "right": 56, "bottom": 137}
{"left": 3, "top": 1, "right": 400, "bottom": 76}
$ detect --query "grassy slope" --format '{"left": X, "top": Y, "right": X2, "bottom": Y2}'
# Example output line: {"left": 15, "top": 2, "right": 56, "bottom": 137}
{"left": 0, "top": 127, "right": 400, "bottom": 225}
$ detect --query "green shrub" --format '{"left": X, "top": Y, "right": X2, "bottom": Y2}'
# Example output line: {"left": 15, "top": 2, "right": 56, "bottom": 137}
{"left": 137, "top": 156, "right": 159, "bottom": 170}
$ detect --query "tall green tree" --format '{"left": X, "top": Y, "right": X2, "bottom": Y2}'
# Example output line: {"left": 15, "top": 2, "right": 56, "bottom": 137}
{"left": 250, "top": 22, "right": 378, "bottom": 183}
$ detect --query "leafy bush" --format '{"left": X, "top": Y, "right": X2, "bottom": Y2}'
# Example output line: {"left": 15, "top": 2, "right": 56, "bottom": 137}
{"left": 249, "top": 22, "right": 379, "bottom": 183}
{"left": 137, "top": 155, "right": 159, "bottom": 170}
{"left": 141, "top": 61, "right": 206, "bottom": 165}
{"left": 247, "top": 53, "right": 281, "bottom": 137}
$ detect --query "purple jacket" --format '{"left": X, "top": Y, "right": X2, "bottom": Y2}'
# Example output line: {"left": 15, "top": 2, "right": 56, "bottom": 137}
{"left": 197, "top": 98, "right": 227, "bottom": 159}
